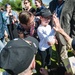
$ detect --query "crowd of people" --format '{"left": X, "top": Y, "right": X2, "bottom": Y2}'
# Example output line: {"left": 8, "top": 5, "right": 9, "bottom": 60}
{"left": 0, "top": 0, "right": 75, "bottom": 75}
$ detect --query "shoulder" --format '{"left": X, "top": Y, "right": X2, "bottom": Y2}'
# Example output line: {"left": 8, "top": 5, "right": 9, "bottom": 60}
{"left": 40, "top": 6, "right": 46, "bottom": 10}
{"left": 2, "top": 11, "right": 7, "bottom": 14}
{"left": 12, "top": 10, "right": 18, "bottom": 14}
{"left": 29, "top": 7, "right": 36, "bottom": 13}
{"left": 12, "top": 10, "right": 16, "bottom": 13}
{"left": 37, "top": 25, "right": 43, "bottom": 31}
{"left": 47, "top": 25, "right": 51, "bottom": 29}
{"left": 49, "top": 0, "right": 58, "bottom": 5}
{"left": 30, "top": 7, "right": 35, "bottom": 11}
{"left": 62, "top": 0, "right": 75, "bottom": 11}
{"left": 64, "top": 0, "right": 75, "bottom": 5}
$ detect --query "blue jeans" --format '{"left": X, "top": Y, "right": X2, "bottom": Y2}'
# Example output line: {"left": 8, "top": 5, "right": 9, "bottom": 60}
{"left": 0, "top": 40, "right": 5, "bottom": 52}
{"left": 2, "top": 71, "right": 10, "bottom": 75}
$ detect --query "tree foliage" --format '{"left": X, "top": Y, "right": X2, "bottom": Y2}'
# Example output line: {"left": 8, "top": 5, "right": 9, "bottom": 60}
{"left": 0, "top": 0, "right": 22, "bottom": 12}
{"left": 0, "top": 0, "right": 34, "bottom": 12}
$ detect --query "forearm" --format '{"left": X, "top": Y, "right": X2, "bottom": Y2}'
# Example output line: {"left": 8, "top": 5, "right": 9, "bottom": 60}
{"left": 59, "top": 28, "right": 73, "bottom": 46}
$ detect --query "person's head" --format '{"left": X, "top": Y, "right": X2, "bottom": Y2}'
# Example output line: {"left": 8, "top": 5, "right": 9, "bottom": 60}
{"left": 0, "top": 37, "right": 39, "bottom": 75}
{"left": 36, "top": 8, "right": 52, "bottom": 26}
{"left": 58, "top": 0, "right": 63, "bottom": 1}
{"left": 19, "top": 11, "right": 35, "bottom": 31}
{"left": 24, "top": 0, "right": 32, "bottom": 11}
{"left": 5, "top": 3, "right": 11, "bottom": 12}
{"left": 58, "top": 0, "right": 64, "bottom": 4}
{"left": 35, "top": 0, "right": 44, "bottom": 8}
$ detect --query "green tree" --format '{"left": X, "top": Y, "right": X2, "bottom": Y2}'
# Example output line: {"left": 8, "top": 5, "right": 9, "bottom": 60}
{"left": 10, "top": 0, "right": 22, "bottom": 11}
{"left": 0, "top": 0, "right": 35, "bottom": 12}
{"left": 0, "top": 0, "right": 22, "bottom": 12}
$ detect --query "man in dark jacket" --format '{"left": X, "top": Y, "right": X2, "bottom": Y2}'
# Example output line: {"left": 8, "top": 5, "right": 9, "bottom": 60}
{"left": 49, "top": 0, "right": 75, "bottom": 66}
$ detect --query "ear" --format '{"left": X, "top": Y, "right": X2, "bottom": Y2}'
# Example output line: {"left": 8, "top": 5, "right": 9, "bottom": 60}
{"left": 40, "top": 16, "right": 42, "bottom": 19}
{"left": 31, "top": 57, "right": 36, "bottom": 69}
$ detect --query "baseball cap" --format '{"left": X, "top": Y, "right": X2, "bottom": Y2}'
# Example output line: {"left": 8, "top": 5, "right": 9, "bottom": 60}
{"left": 0, "top": 37, "right": 39, "bottom": 74}
{"left": 35, "top": 8, "right": 52, "bottom": 18}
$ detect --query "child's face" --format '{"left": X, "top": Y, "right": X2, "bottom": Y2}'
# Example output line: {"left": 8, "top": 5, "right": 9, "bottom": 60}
{"left": 40, "top": 16, "right": 50, "bottom": 26}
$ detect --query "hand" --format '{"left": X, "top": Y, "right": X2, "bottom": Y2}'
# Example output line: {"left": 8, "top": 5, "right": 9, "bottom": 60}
{"left": 40, "top": 68, "right": 48, "bottom": 75}
{"left": 65, "top": 72, "right": 72, "bottom": 75}
{"left": 4, "top": 31, "right": 8, "bottom": 38}
{"left": 47, "top": 39, "right": 55, "bottom": 46}
{"left": 52, "top": 14, "right": 62, "bottom": 33}
{"left": 47, "top": 36, "right": 58, "bottom": 46}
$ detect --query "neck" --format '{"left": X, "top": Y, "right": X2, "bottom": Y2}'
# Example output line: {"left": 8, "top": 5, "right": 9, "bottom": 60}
{"left": 18, "top": 70, "right": 32, "bottom": 75}
{"left": 27, "top": 6, "right": 31, "bottom": 11}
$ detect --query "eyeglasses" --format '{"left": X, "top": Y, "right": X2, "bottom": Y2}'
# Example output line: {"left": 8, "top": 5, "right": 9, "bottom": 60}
{"left": 42, "top": 17, "right": 50, "bottom": 20}
{"left": 45, "top": 17, "right": 50, "bottom": 20}
{"left": 29, "top": 20, "right": 34, "bottom": 25}
{"left": 27, "top": 17, "right": 35, "bottom": 26}
{"left": 24, "top": 2, "right": 28, "bottom": 4}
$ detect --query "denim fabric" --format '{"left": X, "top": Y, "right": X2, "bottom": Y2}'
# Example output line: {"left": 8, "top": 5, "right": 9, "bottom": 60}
{"left": 2, "top": 10, "right": 18, "bottom": 25}
{"left": 0, "top": 11, "right": 8, "bottom": 52}
{"left": 0, "top": 11, "right": 8, "bottom": 39}
{"left": 3, "top": 71, "right": 10, "bottom": 75}
{"left": 0, "top": 40, "right": 4, "bottom": 52}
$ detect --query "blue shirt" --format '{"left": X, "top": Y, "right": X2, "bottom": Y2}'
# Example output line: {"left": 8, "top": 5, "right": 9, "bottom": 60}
{"left": 2, "top": 10, "right": 18, "bottom": 25}
{"left": 0, "top": 11, "right": 8, "bottom": 39}
{"left": 55, "top": 1, "right": 65, "bottom": 18}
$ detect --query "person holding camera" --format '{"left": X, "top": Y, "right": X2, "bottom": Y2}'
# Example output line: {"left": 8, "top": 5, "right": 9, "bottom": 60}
{"left": 2, "top": 3, "right": 19, "bottom": 40}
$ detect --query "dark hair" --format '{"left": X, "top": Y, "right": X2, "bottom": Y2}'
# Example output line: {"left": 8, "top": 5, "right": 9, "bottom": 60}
{"left": 5, "top": 3, "right": 10, "bottom": 8}
{"left": 24, "top": 0, "right": 32, "bottom": 6}
{"left": 19, "top": 11, "right": 33, "bottom": 25}
{"left": 35, "top": 0, "right": 44, "bottom": 6}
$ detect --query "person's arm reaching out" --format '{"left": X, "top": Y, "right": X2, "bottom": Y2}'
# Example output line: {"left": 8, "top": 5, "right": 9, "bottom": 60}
{"left": 52, "top": 14, "right": 73, "bottom": 49}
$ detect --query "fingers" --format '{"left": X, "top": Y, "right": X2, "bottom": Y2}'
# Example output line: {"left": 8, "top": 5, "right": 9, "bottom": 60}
{"left": 52, "top": 14, "right": 60, "bottom": 26}
{"left": 40, "top": 68, "right": 48, "bottom": 75}
{"left": 40, "top": 68, "right": 44, "bottom": 73}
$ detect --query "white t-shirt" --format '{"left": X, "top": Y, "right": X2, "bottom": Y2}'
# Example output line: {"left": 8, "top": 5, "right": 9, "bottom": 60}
{"left": 37, "top": 24, "right": 56, "bottom": 51}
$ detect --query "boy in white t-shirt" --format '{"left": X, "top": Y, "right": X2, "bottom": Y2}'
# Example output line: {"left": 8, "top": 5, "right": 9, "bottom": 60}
{"left": 37, "top": 8, "right": 56, "bottom": 69}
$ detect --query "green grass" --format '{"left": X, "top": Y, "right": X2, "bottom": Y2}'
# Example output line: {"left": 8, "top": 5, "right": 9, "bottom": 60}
{"left": 0, "top": 69, "right": 4, "bottom": 72}
{"left": 33, "top": 45, "right": 74, "bottom": 75}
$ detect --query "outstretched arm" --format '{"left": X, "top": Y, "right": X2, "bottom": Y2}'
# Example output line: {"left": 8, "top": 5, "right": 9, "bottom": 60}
{"left": 52, "top": 14, "right": 73, "bottom": 48}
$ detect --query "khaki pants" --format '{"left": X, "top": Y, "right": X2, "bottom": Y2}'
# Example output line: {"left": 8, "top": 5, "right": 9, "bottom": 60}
{"left": 60, "top": 45, "right": 68, "bottom": 60}
{"left": 55, "top": 43, "right": 68, "bottom": 65}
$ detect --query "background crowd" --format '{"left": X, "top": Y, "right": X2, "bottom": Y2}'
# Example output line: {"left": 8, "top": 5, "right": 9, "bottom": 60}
{"left": 0, "top": 0, "right": 75, "bottom": 75}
